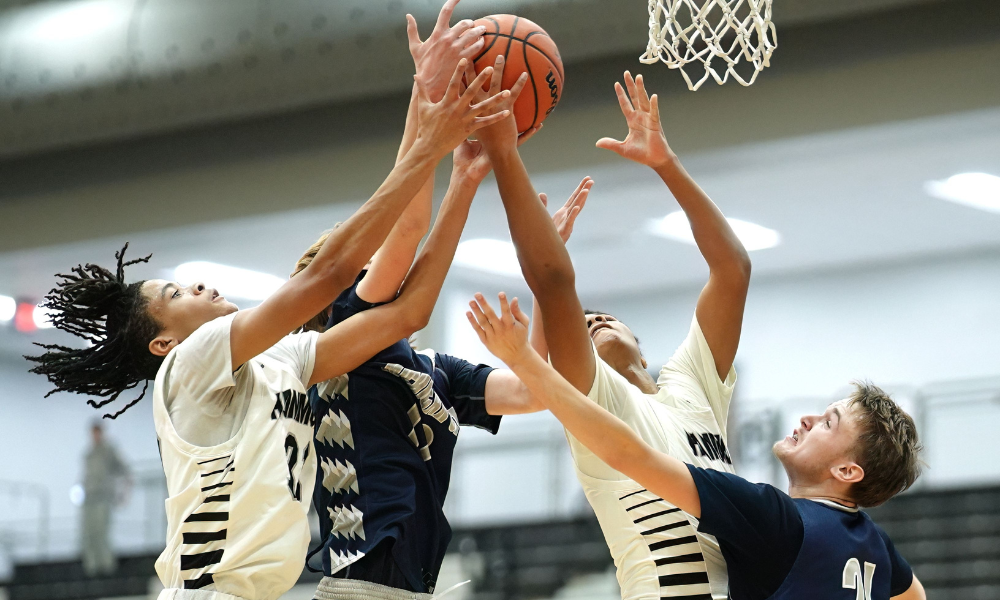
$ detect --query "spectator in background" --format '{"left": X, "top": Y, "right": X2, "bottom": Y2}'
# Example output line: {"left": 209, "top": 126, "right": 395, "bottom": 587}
{"left": 81, "top": 421, "right": 130, "bottom": 577}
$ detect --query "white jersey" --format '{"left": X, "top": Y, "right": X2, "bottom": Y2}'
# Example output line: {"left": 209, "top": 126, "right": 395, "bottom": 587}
{"left": 153, "top": 313, "right": 319, "bottom": 600}
{"left": 568, "top": 316, "right": 737, "bottom": 600}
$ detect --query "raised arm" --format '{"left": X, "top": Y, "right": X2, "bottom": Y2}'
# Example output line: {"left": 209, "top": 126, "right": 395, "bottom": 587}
{"left": 355, "top": 84, "right": 434, "bottom": 304}
{"left": 468, "top": 293, "right": 701, "bottom": 516}
{"left": 358, "top": 2, "right": 488, "bottom": 303}
{"left": 308, "top": 64, "right": 521, "bottom": 384}
{"left": 528, "top": 178, "right": 592, "bottom": 359}
{"left": 229, "top": 62, "right": 508, "bottom": 370}
{"left": 476, "top": 59, "right": 596, "bottom": 394}
{"left": 308, "top": 135, "right": 502, "bottom": 384}
{"left": 597, "top": 72, "right": 751, "bottom": 377}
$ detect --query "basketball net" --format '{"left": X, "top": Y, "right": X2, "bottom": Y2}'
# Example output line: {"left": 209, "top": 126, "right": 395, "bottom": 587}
{"left": 640, "top": 0, "right": 776, "bottom": 91}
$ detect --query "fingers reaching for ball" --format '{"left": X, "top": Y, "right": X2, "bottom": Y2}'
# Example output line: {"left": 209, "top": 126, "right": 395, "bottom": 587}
{"left": 466, "top": 293, "right": 532, "bottom": 365}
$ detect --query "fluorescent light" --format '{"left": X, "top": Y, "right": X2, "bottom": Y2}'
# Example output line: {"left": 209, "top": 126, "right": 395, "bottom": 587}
{"left": 12, "top": 0, "right": 127, "bottom": 44}
{"left": 646, "top": 211, "right": 780, "bottom": 251}
{"left": 925, "top": 172, "right": 1000, "bottom": 214}
{"left": 454, "top": 239, "right": 522, "bottom": 277}
{"left": 33, "top": 305, "right": 55, "bottom": 329}
{"left": 0, "top": 295, "right": 14, "bottom": 322}
{"left": 174, "top": 261, "right": 284, "bottom": 302}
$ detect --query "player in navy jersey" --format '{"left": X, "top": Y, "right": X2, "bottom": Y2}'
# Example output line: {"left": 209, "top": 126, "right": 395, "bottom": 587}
{"left": 465, "top": 292, "right": 927, "bottom": 600}
{"left": 288, "top": 49, "right": 586, "bottom": 599}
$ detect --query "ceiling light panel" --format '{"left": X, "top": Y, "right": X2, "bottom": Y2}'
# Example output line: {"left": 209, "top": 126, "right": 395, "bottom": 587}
{"left": 646, "top": 211, "right": 781, "bottom": 251}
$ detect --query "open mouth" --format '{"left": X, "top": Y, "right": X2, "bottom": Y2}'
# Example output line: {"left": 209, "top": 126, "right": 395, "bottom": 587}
{"left": 211, "top": 289, "right": 223, "bottom": 302}
{"left": 589, "top": 322, "right": 612, "bottom": 339}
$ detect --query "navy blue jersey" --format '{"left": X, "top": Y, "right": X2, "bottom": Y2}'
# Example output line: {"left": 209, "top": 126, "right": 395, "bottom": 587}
{"left": 687, "top": 466, "right": 913, "bottom": 600}
{"left": 309, "top": 272, "right": 501, "bottom": 593}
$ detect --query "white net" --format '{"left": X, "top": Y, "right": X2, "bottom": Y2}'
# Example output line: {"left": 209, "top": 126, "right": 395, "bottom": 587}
{"left": 640, "top": 0, "right": 777, "bottom": 91}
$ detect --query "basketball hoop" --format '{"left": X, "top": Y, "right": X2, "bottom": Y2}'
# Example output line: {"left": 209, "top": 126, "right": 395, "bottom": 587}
{"left": 640, "top": 0, "right": 776, "bottom": 91}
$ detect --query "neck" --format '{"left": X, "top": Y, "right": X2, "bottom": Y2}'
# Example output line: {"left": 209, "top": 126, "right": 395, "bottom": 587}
{"left": 607, "top": 355, "right": 657, "bottom": 394}
{"left": 787, "top": 482, "right": 857, "bottom": 508}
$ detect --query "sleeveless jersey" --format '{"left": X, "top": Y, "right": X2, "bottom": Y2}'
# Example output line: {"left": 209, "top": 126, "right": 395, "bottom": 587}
{"left": 153, "top": 313, "right": 319, "bottom": 600}
{"left": 570, "top": 317, "right": 737, "bottom": 600}
{"left": 770, "top": 500, "right": 892, "bottom": 600}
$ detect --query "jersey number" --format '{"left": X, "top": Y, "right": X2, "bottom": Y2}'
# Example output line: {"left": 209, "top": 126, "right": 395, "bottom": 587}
{"left": 284, "top": 434, "right": 308, "bottom": 502}
{"left": 842, "top": 558, "right": 876, "bottom": 600}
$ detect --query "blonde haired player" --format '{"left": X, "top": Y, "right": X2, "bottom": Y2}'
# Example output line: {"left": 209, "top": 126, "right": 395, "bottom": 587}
{"left": 465, "top": 292, "right": 925, "bottom": 600}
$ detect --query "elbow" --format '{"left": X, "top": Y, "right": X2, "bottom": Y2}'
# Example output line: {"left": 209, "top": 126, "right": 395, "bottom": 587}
{"left": 310, "top": 261, "right": 360, "bottom": 297}
{"left": 527, "top": 262, "right": 576, "bottom": 294}
{"left": 735, "top": 251, "right": 752, "bottom": 285}
{"left": 717, "top": 252, "right": 752, "bottom": 291}
{"left": 399, "top": 301, "right": 432, "bottom": 335}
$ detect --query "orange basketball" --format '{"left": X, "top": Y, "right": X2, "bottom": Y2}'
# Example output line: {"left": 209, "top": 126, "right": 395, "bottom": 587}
{"left": 472, "top": 15, "right": 564, "bottom": 135}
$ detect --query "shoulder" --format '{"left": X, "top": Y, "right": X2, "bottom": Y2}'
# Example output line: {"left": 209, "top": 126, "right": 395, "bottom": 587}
{"left": 689, "top": 464, "right": 798, "bottom": 511}
{"left": 158, "top": 312, "right": 238, "bottom": 385}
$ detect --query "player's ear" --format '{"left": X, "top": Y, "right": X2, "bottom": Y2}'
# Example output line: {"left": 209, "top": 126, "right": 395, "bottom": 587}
{"left": 831, "top": 461, "right": 864, "bottom": 485}
{"left": 149, "top": 334, "right": 179, "bottom": 358}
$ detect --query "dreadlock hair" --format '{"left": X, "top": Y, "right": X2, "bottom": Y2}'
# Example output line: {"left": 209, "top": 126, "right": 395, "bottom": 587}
{"left": 26, "top": 243, "right": 164, "bottom": 419}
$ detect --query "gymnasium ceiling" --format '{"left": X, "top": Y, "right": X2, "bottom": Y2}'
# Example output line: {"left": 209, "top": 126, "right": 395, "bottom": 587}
{"left": 0, "top": 0, "right": 996, "bottom": 357}
{"left": 0, "top": 0, "right": 965, "bottom": 157}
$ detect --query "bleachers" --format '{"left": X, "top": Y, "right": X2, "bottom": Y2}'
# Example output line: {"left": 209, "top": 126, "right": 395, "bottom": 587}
{"left": 452, "top": 517, "right": 613, "bottom": 600}
{"left": 4, "top": 554, "right": 156, "bottom": 600}
{"left": 866, "top": 485, "right": 1000, "bottom": 600}
{"left": 2, "top": 485, "right": 998, "bottom": 600}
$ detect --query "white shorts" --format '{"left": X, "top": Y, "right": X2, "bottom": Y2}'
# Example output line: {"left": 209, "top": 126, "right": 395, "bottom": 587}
{"left": 314, "top": 578, "right": 434, "bottom": 600}
{"left": 157, "top": 589, "right": 247, "bottom": 600}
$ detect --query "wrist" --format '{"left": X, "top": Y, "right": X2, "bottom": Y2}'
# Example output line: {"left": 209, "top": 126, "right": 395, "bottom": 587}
{"left": 504, "top": 344, "right": 538, "bottom": 371}
{"left": 483, "top": 144, "right": 519, "bottom": 169}
{"left": 652, "top": 152, "right": 682, "bottom": 178}
{"left": 411, "top": 136, "right": 449, "bottom": 163}
{"left": 450, "top": 170, "right": 483, "bottom": 192}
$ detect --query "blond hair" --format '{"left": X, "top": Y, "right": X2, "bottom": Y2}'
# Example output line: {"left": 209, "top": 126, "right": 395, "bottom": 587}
{"left": 292, "top": 229, "right": 335, "bottom": 333}
{"left": 848, "top": 381, "right": 922, "bottom": 507}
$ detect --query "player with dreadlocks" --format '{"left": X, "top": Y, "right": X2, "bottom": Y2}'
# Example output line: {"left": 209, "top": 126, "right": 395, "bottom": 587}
{"left": 27, "top": 49, "right": 511, "bottom": 600}
{"left": 28, "top": 245, "right": 161, "bottom": 419}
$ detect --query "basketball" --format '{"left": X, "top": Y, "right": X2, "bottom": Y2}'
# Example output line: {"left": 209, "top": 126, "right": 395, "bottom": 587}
{"left": 472, "top": 15, "right": 564, "bottom": 135}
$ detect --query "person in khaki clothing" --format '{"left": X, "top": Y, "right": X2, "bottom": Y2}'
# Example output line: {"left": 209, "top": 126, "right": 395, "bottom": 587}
{"left": 81, "top": 422, "right": 130, "bottom": 577}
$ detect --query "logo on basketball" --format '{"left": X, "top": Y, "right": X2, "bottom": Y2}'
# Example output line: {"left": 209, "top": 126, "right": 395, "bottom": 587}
{"left": 545, "top": 71, "right": 560, "bottom": 115}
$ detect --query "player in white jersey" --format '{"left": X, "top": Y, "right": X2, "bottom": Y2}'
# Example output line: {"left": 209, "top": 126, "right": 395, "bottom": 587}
{"left": 28, "top": 58, "right": 513, "bottom": 600}
{"left": 473, "top": 71, "right": 752, "bottom": 600}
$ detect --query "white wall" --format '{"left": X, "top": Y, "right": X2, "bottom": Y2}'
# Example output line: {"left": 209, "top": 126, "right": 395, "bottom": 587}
{"left": 585, "top": 249, "right": 1000, "bottom": 402}
{"left": 0, "top": 359, "right": 162, "bottom": 566}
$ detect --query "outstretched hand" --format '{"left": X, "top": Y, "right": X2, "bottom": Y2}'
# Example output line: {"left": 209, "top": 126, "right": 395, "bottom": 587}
{"left": 407, "top": 0, "right": 485, "bottom": 103}
{"left": 415, "top": 59, "right": 511, "bottom": 160}
{"left": 466, "top": 293, "right": 532, "bottom": 366}
{"left": 596, "top": 71, "right": 675, "bottom": 169}
{"left": 540, "top": 176, "right": 592, "bottom": 243}
{"left": 473, "top": 56, "right": 529, "bottom": 154}
{"left": 450, "top": 57, "right": 534, "bottom": 184}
